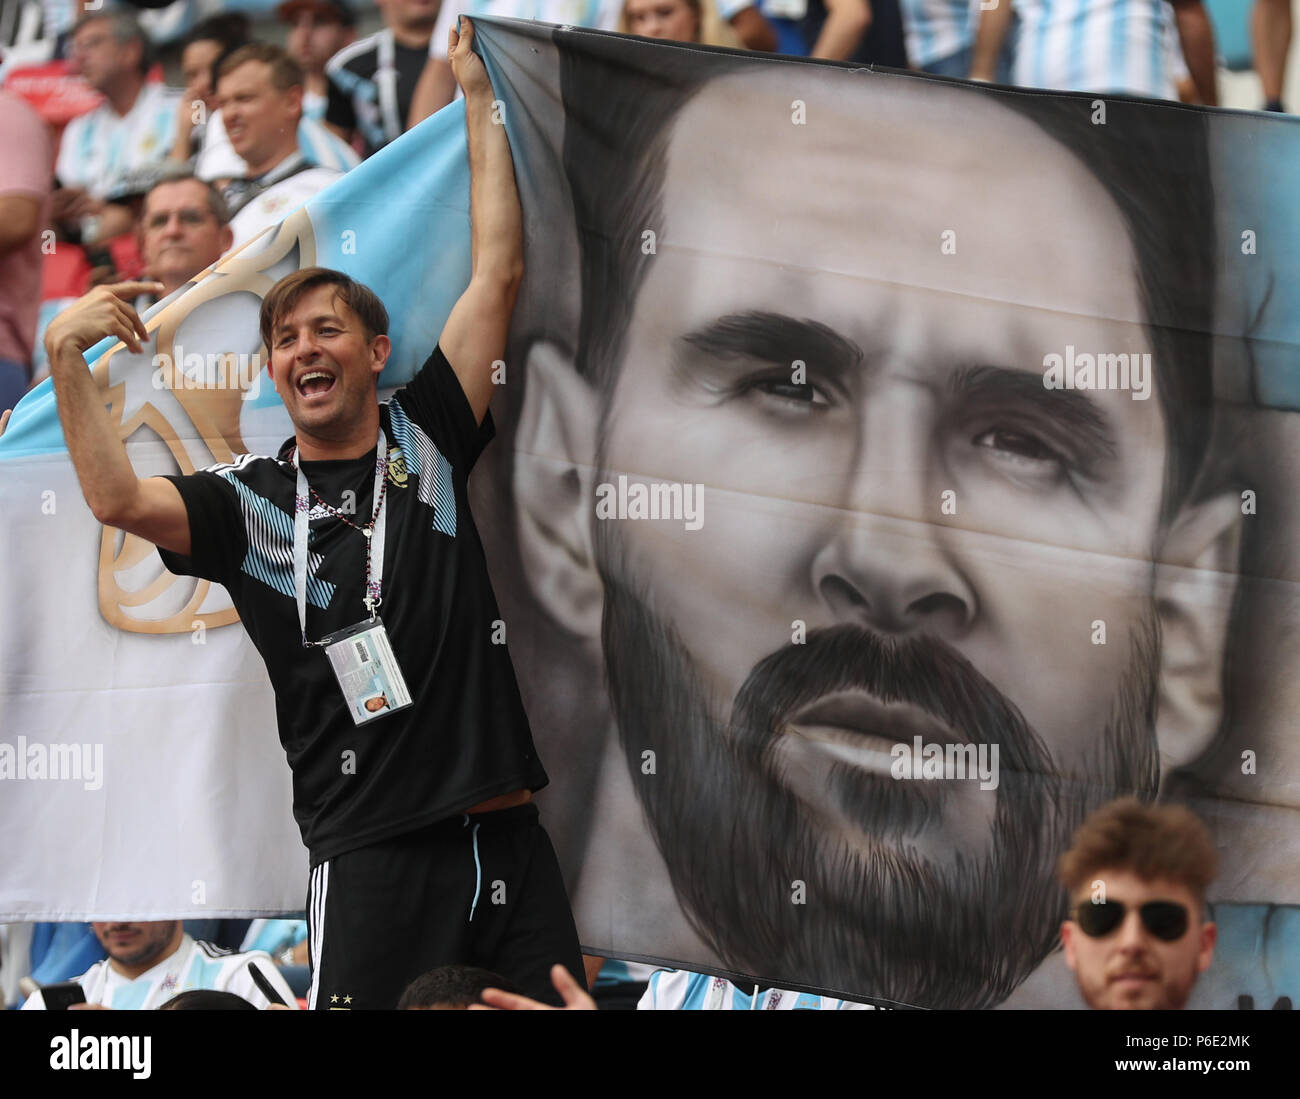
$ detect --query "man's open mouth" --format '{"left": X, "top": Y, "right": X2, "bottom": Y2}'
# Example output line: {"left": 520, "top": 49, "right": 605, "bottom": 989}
{"left": 296, "top": 370, "right": 337, "bottom": 399}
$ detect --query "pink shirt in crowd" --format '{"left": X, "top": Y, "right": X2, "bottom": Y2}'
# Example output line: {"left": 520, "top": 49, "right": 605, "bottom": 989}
{"left": 0, "top": 90, "right": 53, "bottom": 370}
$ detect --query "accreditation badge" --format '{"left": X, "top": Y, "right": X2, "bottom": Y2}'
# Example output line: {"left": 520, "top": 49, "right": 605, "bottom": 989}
{"left": 319, "top": 617, "right": 414, "bottom": 726}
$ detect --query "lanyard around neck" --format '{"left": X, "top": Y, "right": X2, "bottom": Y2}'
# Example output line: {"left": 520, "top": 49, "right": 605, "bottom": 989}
{"left": 292, "top": 427, "right": 388, "bottom": 646}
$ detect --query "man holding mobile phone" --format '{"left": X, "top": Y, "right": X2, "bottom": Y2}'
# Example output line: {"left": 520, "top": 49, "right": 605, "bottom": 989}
{"left": 21, "top": 921, "right": 296, "bottom": 1010}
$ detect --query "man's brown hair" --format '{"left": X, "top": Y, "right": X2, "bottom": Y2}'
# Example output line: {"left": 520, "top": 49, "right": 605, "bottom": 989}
{"left": 217, "top": 42, "right": 304, "bottom": 91}
{"left": 1058, "top": 798, "right": 1218, "bottom": 903}
{"left": 259, "top": 267, "right": 390, "bottom": 351}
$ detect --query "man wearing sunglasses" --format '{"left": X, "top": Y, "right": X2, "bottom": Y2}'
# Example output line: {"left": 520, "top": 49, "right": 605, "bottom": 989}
{"left": 1059, "top": 798, "right": 1218, "bottom": 1010}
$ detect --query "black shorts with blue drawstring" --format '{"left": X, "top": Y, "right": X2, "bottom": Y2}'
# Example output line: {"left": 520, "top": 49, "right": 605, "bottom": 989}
{"left": 305, "top": 802, "right": 585, "bottom": 1009}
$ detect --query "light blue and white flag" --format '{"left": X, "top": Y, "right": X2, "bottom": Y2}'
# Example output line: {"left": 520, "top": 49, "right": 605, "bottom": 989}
{"left": 0, "top": 93, "right": 471, "bottom": 921}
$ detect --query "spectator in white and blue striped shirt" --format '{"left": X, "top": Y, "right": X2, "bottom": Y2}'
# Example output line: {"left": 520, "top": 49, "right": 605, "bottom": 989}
{"left": 971, "top": 0, "right": 1216, "bottom": 103}
{"left": 638, "top": 969, "right": 880, "bottom": 1009}
{"left": 53, "top": 11, "right": 181, "bottom": 244}
{"left": 899, "top": 0, "right": 1011, "bottom": 80}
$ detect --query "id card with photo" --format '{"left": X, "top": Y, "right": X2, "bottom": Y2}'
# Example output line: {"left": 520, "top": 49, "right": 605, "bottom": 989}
{"left": 320, "top": 618, "right": 414, "bottom": 726}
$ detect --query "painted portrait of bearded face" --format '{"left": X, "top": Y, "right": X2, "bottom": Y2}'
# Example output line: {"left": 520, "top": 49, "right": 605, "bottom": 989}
{"left": 472, "top": 26, "right": 1254, "bottom": 1010}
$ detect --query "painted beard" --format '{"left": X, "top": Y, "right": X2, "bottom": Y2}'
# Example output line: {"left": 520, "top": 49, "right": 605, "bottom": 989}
{"left": 595, "top": 529, "right": 1161, "bottom": 1008}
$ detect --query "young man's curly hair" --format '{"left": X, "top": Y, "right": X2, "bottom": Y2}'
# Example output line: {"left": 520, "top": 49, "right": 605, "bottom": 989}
{"left": 1058, "top": 797, "right": 1218, "bottom": 904}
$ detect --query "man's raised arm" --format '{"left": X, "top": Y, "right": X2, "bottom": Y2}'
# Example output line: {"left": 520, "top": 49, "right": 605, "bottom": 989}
{"left": 437, "top": 18, "right": 524, "bottom": 427}
{"left": 44, "top": 283, "right": 192, "bottom": 556}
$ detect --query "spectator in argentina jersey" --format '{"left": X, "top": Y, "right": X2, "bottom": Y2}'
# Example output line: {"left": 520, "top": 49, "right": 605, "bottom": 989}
{"left": 177, "top": 18, "right": 358, "bottom": 182}
{"left": 20, "top": 922, "right": 297, "bottom": 1010}
{"left": 898, "top": 0, "right": 1012, "bottom": 81}
{"left": 278, "top": 0, "right": 358, "bottom": 138}
{"left": 53, "top": 11, "right": 181, "bottom": 247}
{"left": 637, "top": 969, "right": 879, "bottom": 1009}
{"left": 325, "top": 0, "right": 439, "bottom": 158}
{"left": 473, "top": 965, "right": 878, "bottom": 1009}
{"left": 972, "top": 0, "right": 1217, "bottom": 103}
{"left": 42, "top": 18, "right": 584, "bottom": 1012}
{"left": 211, "top": 44, "right": 345, "bottom": 251}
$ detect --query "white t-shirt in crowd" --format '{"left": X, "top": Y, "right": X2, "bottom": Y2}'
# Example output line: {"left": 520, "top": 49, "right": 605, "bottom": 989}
{"left": 898, "top": 0, "right": 977, "bottom": 70}
{"left": 55, "top": 81, "right": 180, "bottom": 198}
{"left": 195, "top": 109, "right": 360, "bottom": 182}
{"left": 227, "top": 159, "right": 342, "bottom": 251}
{"left": 21, "top": 934, "right": 298, "bottom": 1010}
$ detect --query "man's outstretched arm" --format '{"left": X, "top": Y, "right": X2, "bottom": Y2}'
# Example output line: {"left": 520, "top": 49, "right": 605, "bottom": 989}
{"left": 45, "top": 283, "right": 192, "bottom": 555}
{"left": 437, "top": 18, "right": 524, "bottom": 427}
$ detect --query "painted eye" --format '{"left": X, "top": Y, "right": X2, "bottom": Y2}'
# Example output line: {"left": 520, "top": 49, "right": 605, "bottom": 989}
{"left": 973, "top": 428, "right": 1061, "bottom": 464}
{"left": 748, "top": 377, "right": 831, "bottom": 407}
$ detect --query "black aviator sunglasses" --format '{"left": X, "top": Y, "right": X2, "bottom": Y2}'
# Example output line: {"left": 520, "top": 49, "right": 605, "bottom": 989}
{"left": 1073, "top": 899, "right": 1191, "bottom": 942}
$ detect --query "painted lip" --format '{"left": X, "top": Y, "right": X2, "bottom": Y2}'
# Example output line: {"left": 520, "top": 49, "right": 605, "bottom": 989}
{"left": 783, "top": 692, "right": 967, "bottom": 775}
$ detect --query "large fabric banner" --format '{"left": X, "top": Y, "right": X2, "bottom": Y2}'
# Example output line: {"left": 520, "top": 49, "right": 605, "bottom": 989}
{"left": 3, "top": 19, "right": 1298, "bottom": 1010}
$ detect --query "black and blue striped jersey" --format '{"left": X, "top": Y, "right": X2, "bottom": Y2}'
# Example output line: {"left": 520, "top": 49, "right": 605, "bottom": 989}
{"left": 159, "top": 346, "right": 548, "bottom": 864}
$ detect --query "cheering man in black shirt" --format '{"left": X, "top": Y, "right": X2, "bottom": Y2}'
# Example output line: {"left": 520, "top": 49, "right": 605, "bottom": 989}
{"left": 43, "top": 18, "right": 584, "bottom": 1010}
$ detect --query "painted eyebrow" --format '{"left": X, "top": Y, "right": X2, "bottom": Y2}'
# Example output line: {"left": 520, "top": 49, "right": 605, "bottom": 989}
{"left": 680, "top": 311, "right": 864, "bottom": 377}
{"left": 951, "top": 365, "right": 1119, "bottom": 461}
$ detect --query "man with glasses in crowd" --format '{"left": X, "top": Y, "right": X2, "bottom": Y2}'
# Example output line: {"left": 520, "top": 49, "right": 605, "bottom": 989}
{"left": 138, "top": 171, "right": 233, "bottom": 302}
{"left": 54, "top": 11, "right": 180, "bottom": 246}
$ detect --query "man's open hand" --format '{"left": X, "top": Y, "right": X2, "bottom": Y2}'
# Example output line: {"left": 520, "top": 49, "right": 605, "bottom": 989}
{"left": 469, "top": 964, "right": 597, "bottom": 1010}
{"left": 448, "top": 17, "right": 492, "bottom": 102}
{"left": 43, "top": 282, "right": 164, "bottom": 358}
